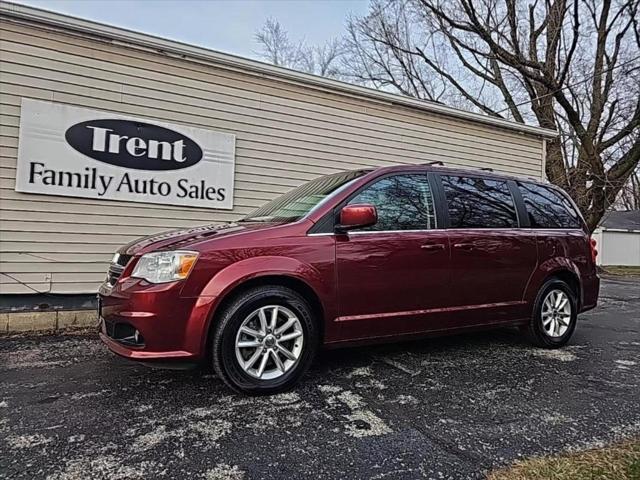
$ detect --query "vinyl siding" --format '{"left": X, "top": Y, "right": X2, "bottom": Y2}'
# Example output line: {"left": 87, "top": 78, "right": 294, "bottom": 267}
{"left": 0, "top": 17, "right": 546, "bottom": 294}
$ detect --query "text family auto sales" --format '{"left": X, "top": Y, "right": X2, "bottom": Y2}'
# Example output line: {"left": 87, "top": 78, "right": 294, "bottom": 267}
{"left": 28, "top": 162, "right": 227, "bottom": 201}
{"left": 18, "top": 109, "right": 233, "bottom": 206}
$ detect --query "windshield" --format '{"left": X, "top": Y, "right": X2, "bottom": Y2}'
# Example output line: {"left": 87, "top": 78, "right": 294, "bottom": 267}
{"left": 242, "top": 169, "right": 370, "bottom": 223}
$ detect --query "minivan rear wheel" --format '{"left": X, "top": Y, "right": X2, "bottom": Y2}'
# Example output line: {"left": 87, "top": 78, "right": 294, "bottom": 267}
{"left": 211, "top": 285, "right": 318, "bottom": 395}
{"left": 525, "top": 278, "right": 578, "bottom": 348}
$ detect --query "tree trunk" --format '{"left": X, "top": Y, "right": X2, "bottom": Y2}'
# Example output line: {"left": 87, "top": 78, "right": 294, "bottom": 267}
{"left": 545, "top": 139, "right": 567, "bottom": 189}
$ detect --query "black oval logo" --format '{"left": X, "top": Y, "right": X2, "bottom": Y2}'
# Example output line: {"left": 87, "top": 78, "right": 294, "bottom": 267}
{"left": 65, "top": 119, "right": 203, "bottom": 171}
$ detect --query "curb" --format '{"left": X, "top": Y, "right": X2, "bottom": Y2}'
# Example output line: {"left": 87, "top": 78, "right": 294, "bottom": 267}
{"left": 0, "top": 310, "right": 97, "bottom": 335}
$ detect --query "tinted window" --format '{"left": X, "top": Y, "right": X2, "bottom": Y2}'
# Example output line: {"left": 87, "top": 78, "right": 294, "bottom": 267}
{"left": 518, "top": 182, "right": 581, "bottom": 228}
{"left": 442, "top": 175, "right": 518, "bottom": 228}
{"left": 348, "top": 174, "right": 435, "bottom": 231}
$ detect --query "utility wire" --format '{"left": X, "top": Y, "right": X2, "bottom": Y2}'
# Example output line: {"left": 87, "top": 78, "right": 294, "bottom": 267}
{"left": 16, "top": 252, "right": 108, "bottom": 263}
{"left": 0, "top": 272, "right": 51, "bottom": 295}
{"left": 494, "top": 55, "right": 640, "bottom": 115}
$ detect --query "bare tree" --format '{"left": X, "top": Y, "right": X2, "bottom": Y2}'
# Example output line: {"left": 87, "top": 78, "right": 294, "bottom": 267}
{"left": 302, "top": 39, "right": 346, "bottom": 77}
{"left": 254, "top": 18, "right": 306, "bottom": 68}
{"left": 255, "top": 18, "right": 345, "bottom": 78}
{"left": 344, "top": 0, "right": 640, "bottom": 231}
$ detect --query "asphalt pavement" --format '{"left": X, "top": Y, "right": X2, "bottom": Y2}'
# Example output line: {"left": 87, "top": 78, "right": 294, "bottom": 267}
{"left": 1, "top": 277, "right": 639, "bottom": 479}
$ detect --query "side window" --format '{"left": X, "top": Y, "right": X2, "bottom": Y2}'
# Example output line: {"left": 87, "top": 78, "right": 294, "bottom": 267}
{"left": 347, "top": 174, "right": 436, "bottom": 231}
{"left": 441, "top": 175, "right": 518, "bottom": 228}
{"left": 518, "top": 182, "right": 581, "bottom": 228}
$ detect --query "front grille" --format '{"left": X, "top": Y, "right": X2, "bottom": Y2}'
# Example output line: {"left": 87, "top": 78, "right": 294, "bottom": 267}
{"left": 106, "top": 253, "right": 132, "bottom": 286}
{"left": 107, "top": 264, "right": 124, "bottom": 286}
{"left": 114, "top": 253, "right": 132, "bottom": 267}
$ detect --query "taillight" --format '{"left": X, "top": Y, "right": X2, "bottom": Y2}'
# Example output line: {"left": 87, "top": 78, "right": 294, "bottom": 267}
{"left": 590, "top": 237, "right": 598, "bottom": 263}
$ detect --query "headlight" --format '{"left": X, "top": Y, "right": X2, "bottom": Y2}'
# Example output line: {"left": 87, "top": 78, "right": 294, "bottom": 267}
{"left": 131, "top": 250, "right": 198, "bottom": 284}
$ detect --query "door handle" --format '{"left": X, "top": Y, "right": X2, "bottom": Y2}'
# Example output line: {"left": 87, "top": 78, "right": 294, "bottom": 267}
{"left": 420, "top": 243, "right": 445, "bottom": 251}
{"left": 453, "top": 242, "right": 474, "bottom": 251}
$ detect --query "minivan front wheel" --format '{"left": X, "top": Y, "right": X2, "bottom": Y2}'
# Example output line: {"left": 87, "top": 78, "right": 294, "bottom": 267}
{"left": 211, "top": 285, "right": 318, "bottom": 394}
{"left": 234, "top": 304, "right": 304, "bottom": 380}
{"left": 526, "top": 279, "right": 578, "bottom": 348}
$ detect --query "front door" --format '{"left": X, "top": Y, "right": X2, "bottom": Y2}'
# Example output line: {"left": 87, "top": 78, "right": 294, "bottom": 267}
{"left": 440, "top": 174, "right": 537, "bottom": 323}
{"left": 336, "top": 173, "right": 451, "bottom": 341}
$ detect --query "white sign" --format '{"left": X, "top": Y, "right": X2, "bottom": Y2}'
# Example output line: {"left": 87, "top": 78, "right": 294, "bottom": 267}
{"left": 16, "top": 99, "right": 235, "bottom": 209}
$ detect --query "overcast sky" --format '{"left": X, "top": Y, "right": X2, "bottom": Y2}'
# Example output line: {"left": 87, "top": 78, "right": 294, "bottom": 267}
{"left": 16, "top": 0, "right": 369, "bottom": 60}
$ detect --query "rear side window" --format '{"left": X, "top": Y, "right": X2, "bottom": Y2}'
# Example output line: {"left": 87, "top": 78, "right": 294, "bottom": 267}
{"left": 518, "top": 182, "right": 581, "bottom": 228}
{"left": 441, "top": 175, "right": 518, "bottom": 228}
{"left": 347, "top": 174, "right": 436, "bottom": 231}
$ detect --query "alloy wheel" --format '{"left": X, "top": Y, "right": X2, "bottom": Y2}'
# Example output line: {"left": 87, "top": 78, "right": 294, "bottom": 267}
{"left": 541, "top": 289, "right": 572, "bottom": 337}
{"left": 234, "top": 305, "right": 304, "bottom": 380}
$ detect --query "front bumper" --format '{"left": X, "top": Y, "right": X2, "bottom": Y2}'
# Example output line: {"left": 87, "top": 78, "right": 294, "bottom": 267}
{"left": 99, "top": 329, "right": 195, "bottom": 361}
{"left": 98, "top": 277, "right": 214, "bottom": 363}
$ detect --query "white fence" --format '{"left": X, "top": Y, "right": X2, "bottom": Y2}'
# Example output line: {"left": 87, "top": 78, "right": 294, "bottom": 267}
{"left": 592, "top": 230, "right": 640, "bottom": 266}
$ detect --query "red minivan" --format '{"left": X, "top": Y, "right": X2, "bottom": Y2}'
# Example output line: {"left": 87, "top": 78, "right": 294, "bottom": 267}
{"left": 98, "top": 164, "right": 600, "bottom": 394}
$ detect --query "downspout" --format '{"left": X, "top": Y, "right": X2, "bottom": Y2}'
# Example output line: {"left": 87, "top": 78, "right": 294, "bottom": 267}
{"left": 541, "top": 139, "right": 547, "bottom": 181}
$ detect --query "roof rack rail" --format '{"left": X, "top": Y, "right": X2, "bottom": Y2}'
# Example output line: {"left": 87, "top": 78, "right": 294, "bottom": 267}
{"left": 480, "top": 167, "right": 494, "bottom": 172}
{"left": 425, "top": 161, "right": 444, "bottom": 166}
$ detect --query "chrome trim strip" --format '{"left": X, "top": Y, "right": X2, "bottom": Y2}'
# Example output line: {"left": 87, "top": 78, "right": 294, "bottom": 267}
{"left": 308, "top": 227, "right": 585, "bottom": 237}
{"left": 348, "top": 229, "right": 437, "bottom": 235}
{"left": 336, "top": 300, "right": 526, "bottom": 322}
{"left": 308, "top": 229, "right": 438, "bottom": 236}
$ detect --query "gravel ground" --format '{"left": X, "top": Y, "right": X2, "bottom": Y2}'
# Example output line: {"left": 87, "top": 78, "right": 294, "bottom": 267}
{"left": 1, "top": 277, "right": 638, "bottom": 480}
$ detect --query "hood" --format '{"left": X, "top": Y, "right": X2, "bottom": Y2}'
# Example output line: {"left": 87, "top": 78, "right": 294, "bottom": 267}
{"left": 120, "top": 221, "right": 281, "bottom": 256}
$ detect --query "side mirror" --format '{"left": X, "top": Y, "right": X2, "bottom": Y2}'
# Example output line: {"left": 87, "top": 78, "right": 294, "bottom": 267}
{"left": 336, "top": 204, "right": 377, "bottom": 232}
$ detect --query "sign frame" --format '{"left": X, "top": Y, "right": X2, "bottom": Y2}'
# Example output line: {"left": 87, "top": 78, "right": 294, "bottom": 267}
{"left": 15, "top": 99, "right": 236, "bottom": 210}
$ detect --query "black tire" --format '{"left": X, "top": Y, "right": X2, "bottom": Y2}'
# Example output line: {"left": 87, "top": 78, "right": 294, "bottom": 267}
{"left": 525, "top": 278, "right": 578, "bottom": 348}
{"left": 211, "top": 285, "right": 318, "bottom": 395}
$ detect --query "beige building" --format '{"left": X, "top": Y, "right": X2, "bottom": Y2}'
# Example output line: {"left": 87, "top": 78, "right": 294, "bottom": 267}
{"left": 0, "top": 1, "right": 555, "bottom": 300}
